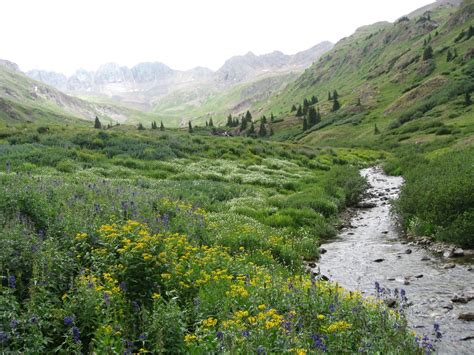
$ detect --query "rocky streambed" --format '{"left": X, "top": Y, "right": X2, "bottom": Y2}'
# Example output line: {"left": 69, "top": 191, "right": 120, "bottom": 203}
{"left": 317, "top": 167, "right": 474, "bottom": 354}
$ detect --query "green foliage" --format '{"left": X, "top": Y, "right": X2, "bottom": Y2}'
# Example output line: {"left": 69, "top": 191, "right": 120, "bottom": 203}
{"left": 393, "top": 148, "right": 474, "bottom": 247}
{"left": 94, "top": 116, "right": 102, "bottom": 129}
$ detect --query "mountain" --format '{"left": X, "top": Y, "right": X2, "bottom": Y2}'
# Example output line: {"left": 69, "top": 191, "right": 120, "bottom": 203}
{"left": 0, "top": 60, "right": 156, "bottom": 125}
{"left": 25, "top": 42, "right": 333, "bottom": 126}
{"left": 261, "top": 0, "right": 474, "bottom": 145}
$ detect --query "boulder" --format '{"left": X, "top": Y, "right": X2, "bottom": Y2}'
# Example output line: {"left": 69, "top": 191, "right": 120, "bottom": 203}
{"left": 458, "top": 313, "right": 474, "bottom": 321}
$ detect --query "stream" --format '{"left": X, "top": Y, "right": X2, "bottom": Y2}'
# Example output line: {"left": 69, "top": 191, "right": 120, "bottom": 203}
{"left": 318, "top": 167, "right": 474, "bottom": 354}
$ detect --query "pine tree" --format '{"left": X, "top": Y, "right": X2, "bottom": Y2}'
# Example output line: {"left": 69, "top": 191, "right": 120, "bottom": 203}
{"left": 240, "top": 117, "right": 247, "bottom": 131}
{"left": 245, "top": 110, "right": 252, "bottom": 121}
{"left": 259, "top": 122, "right": 267, "bottom": 137}
{"left": 303, "top": 118, "right": 308, "bottom": 131}
{"left": 291, "top": 104, "right": 297, "bottom": 112}
{"left": 209, "top": 118, "right": 214, "bottom": 127}
{"left": 296, "top": 105, "right": 303, "bottom": 117}
{"left": 465, "top": 92, "right": 472, "bottom": 106}
{"left": 422, "top": 45, "right": 433, "bottom": 60}
{"left": 261, "top": 115, "right": 267, "bottom": 124}
{"left": 328, "top": 91, "right": 332, "bottom": 101}
{"left": 468, "top": 25, "right": 474, "bottom": 39}
{"left": 332, "top": 98, "right": 341, "bottom": 112}
{"left": 374, "top": 124, "right": 380, "bottom": 135}
{"left": 248, "top": 122, "right": 255, "bottom": 136}
{"left": 308, "top": 106, "right": 317, "bottom": 127}
{"left": 160, "top": 121, "right": 165, "bottom": 131}
{"left": 315, "top": 108, "right": 321, "bottom": 125}
{"left": 137, "top": 123, "right": 145, "bottom": 130}
{"left": 333, "top": 90, "right": 339, "bottom": 100}
{"left": 446, "top": 49, "right": 453, "bottom": 62}
{"left": 270, "top": 113, "right": 275, "bottom": 122}
{"left": 311, "top": 95, "right": 318, "bottom": 104}
{"left": 188, "top": 121, "right": 193, "bottom": 133}
{"left": 303, "top": 99, "right": 309, "bottom": 115}
{"left": 94, "top": 116, "right": 102, "bottom": 129}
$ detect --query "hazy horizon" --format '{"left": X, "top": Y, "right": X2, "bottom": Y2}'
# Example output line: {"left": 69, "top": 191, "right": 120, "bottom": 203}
{"left": 2, "top": 0, "right": 435, "bottom": 75}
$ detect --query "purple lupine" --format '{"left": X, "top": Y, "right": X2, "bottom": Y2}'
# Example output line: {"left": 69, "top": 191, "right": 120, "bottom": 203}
{"left": 8, "top": 275, "right": 16, "bottom": 289}
{"left": 64, "top": 316, "right": 74, "bottom": 327}
{"left": 9, "top": 319, "right": 18, "bottom": 329}
{"left": 216, "top": 331, "right": 224, "bottom": 340}
{"left": 311, "top": 334, "right": 327, "bottom": 352}
{"left": 434, "top": 323, "right": 442, "bottom": 339}
{"left": 72, "top": 326, "right": 81, "bottom": 343}
{"left": 0, "top": 331, "right": 9, "bottom": 343}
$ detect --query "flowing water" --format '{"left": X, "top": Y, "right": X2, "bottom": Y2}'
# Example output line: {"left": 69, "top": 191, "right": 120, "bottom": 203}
{"left": 318, "top": 167, "right": 474, "bottom": 354}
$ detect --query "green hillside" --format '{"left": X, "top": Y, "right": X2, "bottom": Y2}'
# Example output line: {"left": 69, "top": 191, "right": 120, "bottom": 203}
{"left": 261, "top": 1, "right": 473, "bottom": 150}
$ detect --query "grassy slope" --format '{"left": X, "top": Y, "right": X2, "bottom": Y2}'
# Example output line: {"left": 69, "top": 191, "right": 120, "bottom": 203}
{"left": 261, "top": 2, "right": 473, "bottom": 151}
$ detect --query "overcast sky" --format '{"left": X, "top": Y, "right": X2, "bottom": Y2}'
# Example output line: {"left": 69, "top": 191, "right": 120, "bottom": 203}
{"left": 2, "top": 0, "right": 434, "bottom": 75}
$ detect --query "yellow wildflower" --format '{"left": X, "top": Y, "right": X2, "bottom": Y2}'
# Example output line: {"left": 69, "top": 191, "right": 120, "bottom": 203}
{"left": 202, "top": 317, "right": 218, "bottom": 327}
{"left": 184, "top": 334, "right": 197, "bottom": 343}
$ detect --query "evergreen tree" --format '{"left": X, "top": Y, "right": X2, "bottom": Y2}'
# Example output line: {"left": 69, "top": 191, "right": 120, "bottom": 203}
{"left": 188, "top": 121, "right": 193, "bottom": 133}
{"left": 453, "top": 48, "right": 458, "bottom": 59}
{"left": 332, "top": 90, "right": 339, "bottom": 100}
{"left": 234, "top": 118, "right": 240, "bottom": 127}
{"left": 259, "top": 121, "right": 267, "bottom": 137}
{"left": 303, "top": 99, "right": 310, "bottom": 115}
{"left": 151, "top": 121, "right": 157, "bottom": 129}
{"left": 227, "top": 114, "right": 233, "bottom": 127}
{"left": 308, "top": 106, "right": 318, "bottom": 127}
{"left": 291, "top": 104, "right": 297, "bottom": 112}
{"left": 94, "top": 116, "right": 102, "bottom": 129}
{"left": 296, "top": 105, "right": 303, "bottom": 117}
{"left": 465, "top": 92, "right": 472, "bottom": 106}
{"left": 357, "top": 98, "right": 362, "bottom": 106}
{"left": 422, "top": 45, "right": 433, "bottom": 60}
{"left": 209, "top": 118, "right": 214, "bottom": 127}
{"left": 245, "top": 110, "right": 252, "bottom": 121}
{"left": 315, "top": 108, "right": 321, "bottom": 125}
{"left": 240, "top": 117, "right": 248, "bottom": 131}
{"left": 248, "top": 122, "right": 255, "bottom": 136}
{"left": 303, "top": 118, "right": 308, "bottom": 131}
{"left": 137, "top": 123, "right": 145, "bottom": 130}
{"left": 332, "top": 98, "right": 341, "bottom": 112}
{"left": 311, "top": 95, "right": 318, "bottom": 104}
{"left": 160, "top": 121, "right": 165, "bottom": 131}
{"left": 270, "top": 128, "right": 274, "bottom": 136}
{"left": 205, "top": 121, "right": 208, "bottom": 127}
{"left": 261, "top": 115, "right": 267, "bottom": 124}
{"left": 270, "top": 112, "right": 275, "bottom": 122}
{"left": 468, "top": 25, "right": 474, "bottom": 39}
{"left": 107, "top": 123, "right": 111, "bottom": 129}
{"left": 446, "top": 49, "right": 453, "bottom": 62}
{"left": 328, "top": 91, "right": 332, "bottom": 101}
{"left": 374, "top": 124, "right": 380, "bottom": 135}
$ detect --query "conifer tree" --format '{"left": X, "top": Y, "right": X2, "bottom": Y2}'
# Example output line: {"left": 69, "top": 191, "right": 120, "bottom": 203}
{"left": 248, "top": 122, "right": 255, "bottom": 136}
{"left": 303, "top": 118, "right": 308, "bottom": 131}
{"left": 209, "top": 118, "right": 214, "bottom": 127}
{"left": 270, "top": 112, "right": 275, "bottom": 122}
{"left": 137, "top": 123, "right": 145, "bottom": 130}
{"left": 296, "top": 105, "right": 303, "bottom": 117}
{"left": 240, "top": 117, "right": 247, "bottom": 131}
{"left": 333, "top": 90, "right": 339, "bottom": 100}
{"left": 446, "top": 49, "right": 453, "bottom": 62}
{"left": 94, "top": 116, "right": 102, "bottom": 129}
{"left": 311, "top": 95, "right": 318, "bottom": 104}
{"left": 332, "top": 98, "right": 341, "bottom": 112}
{"left": 188, "top": 121, "right": 193, "bottom": 133}
{"left": 160, "top": 121, "right": 165, "bottom": 131}
{"left": 291, "top": 104, "right": 297, "bottom": 112}
{"left": 422, "top": 45, "right": 433, "bottom": 60}
{"left": 261, "top": 115, "right": 267, "bottom": 124}
{"left": 374, "top": 124, "right": 380, "bottom": 135}
{"left": 259, "top": 121, "right": 267, "bottom": 137}
{"left": 308, "top": 106, "right": 317, "bottom": 127}
{"left": 245, "top": 110, "right": 252, "bottom": 121}
{"left": 227, "top": 114, "right": 232, "bottom": 127}
{"left": 465, "top": 92, "right": 472, "bottom": 106}
{"left": 270, "top": 128, "right": 274, "bottom": 136}
{"left": 328, "top": 91, "right": 332, "bottom": 101}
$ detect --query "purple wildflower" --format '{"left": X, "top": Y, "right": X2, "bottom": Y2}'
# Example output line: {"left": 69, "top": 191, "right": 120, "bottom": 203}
{"left": 257, "top": 345, "right": 266, "bottom": 355}
{"left": 0, "top": 331, "right": 9, "bottom": 343}
{"left": 8, "top": 275, "right": 16, "bottom": 289}
{"left": 9, "top": 319, "right": 18, "bottom": 329}
{"left": 216, "top": 331, "right": 224, "bottom": 340}
{"left": 72, "top": 326, "right": 81, "bottom": 343}
{"left": 64, "top": 316, "right": 74, "bottom": 327}
{"left": 311, "top": 334, "right": 327, "bottom": 352}
{"left": 433, "top": 323, "right": 442, "bottom": 339}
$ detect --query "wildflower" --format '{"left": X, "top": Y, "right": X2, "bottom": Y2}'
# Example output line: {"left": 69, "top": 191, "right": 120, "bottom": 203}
{"left": 142, "top": 253, "right": 152, "bottom": 261}
{"left": 152, "top": 293, "right": 161, "bottom": 300}
{"left": 325, "top": 321, "right": 351, "bottom": 333}
{"left": 0, "top": 331, "right": 9, "bottom": 343}
{"left": 311, "top": 334, "right": 327, "bottom": 351}
{"left": 317, "top": 314, "right": 325, "bottom": 320}
{"left": 72, "top": 326, "right": 81, "bottom": 343}
{"left": 202, "top": 317, "right": 217, "bottom": 327}
{"left": 257, "top": 345, "right": 266, "bottom": 354}
{"left": 8, "top": 275, "right": 16, "bottom": 289}
{"left": 184, "top": 334, "right": 197, "bottom": 343}
{"left": 434, "top": 323, "right": 442, "bottom": 339}
{"left": 216, "top": 331, "right": 224, "bottom": 340}
{"left": 258, "top": 304, "right": 266, "bottom": 310}
{"left": 161, "top": 273, "right": 172, "bottom": 280}
{"left": 9, "top": 319, "right": 18, "bottom": 329}
{"left": 64, "top": 316, "right": 74, "bottom": 327}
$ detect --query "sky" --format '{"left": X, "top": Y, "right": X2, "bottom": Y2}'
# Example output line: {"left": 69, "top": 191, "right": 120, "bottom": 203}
{"left": 1, "top": 0, "right": 435, "bottom": 75}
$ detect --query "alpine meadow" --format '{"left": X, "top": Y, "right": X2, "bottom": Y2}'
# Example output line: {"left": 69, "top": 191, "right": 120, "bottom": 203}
{"left": 0, "top": 0, "right": 473, "bottom": 354}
